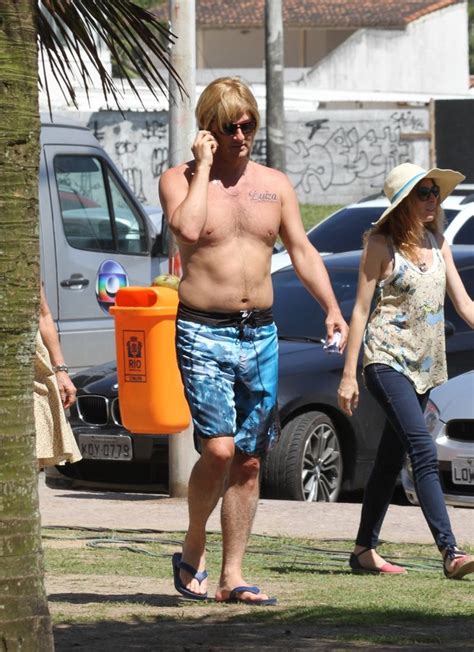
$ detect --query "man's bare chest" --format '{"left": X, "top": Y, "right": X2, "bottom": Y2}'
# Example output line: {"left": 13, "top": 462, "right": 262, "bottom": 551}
{"left": 201, "top": 184, "right": 281, "bottom": 245}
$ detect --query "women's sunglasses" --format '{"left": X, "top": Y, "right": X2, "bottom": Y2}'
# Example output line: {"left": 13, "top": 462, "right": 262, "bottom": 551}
{"left": 416, "top": 184, "right": 440, "bottom": 201}
{"left": 221, "top": 120, "right": 257, "bottom": 136}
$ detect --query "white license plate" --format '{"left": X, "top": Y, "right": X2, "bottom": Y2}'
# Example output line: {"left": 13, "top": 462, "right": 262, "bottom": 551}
{"left": 451, "top": 458, "right": 474, "bottom": 486}
{"left": 78, "top": 434, "right": 133, "bottom": 461}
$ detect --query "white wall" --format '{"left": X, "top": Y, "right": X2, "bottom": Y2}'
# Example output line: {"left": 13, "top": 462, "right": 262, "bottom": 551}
{"left": 301, "top": 4, "right": 469, "bottom": 94}
{"left": 39, "top": 4, "right": 469, "bottom": 111}
{"left": 198, "top": 28, "right": 264, "bottom": 68}
{"left": 198, "top": 26, "right": 354, "bottom": 69}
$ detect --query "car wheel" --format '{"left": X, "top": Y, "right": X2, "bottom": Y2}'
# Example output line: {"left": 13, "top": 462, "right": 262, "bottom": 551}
{"left": 262, "top": 410, "right": 343, "bottom": 502}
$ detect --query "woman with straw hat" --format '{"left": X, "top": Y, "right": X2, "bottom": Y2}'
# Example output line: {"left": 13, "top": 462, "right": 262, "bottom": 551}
{"left": 337, "top": 162, "right": 474, "bottom": 580}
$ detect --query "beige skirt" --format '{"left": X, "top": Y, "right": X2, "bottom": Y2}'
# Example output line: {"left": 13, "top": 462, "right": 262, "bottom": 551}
{"left": 34, "top": 331, "right": 82, "bottom": 467}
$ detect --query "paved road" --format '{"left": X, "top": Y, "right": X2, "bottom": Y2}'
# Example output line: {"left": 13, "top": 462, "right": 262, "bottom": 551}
{"left": 38, "top": 473, "right": 474, "bottom": 545}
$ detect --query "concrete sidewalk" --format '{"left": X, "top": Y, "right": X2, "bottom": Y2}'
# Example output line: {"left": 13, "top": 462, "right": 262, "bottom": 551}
{"left": 38, "top": 474, "right": 474, "bottom": 546}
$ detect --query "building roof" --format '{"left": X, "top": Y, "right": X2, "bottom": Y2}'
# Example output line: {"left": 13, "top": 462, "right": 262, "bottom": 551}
{"left": 154, "top": 0, "right": 464, "bottom": 29}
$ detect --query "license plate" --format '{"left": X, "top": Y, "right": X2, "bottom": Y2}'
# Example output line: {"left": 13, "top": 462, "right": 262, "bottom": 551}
{"left": 451, "top": 458, "right": 474, "bottom": 486}
{"left": 78, "top": 434, "right": 133, "bottom": 461}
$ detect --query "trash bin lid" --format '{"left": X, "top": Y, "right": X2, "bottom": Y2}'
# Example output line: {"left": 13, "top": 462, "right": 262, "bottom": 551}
{"left": 110, "top": 286, "right": 178, "bottom": 317}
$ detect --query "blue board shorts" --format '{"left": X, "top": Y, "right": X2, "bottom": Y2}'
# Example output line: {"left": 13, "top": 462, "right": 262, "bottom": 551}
{"left": 175, "top": 302, "right": 280, "bottom": 456}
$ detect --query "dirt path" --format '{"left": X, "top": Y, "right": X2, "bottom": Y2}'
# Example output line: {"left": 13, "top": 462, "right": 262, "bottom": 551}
{"left": 46, "top": 570, "right": 474, "bottom": 651}
{"left": 38, "top": 474, "right": 474, "bottom": 545}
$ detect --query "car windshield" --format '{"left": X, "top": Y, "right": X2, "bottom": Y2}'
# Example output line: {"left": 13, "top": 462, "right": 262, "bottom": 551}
{"left": 273, "top": 267, "right": 359, "bottom": 339}
{"left": 306, "top": 206, "right": 460, "bottom": 254}
{"left": 307, "top": 207, "right": 383, "bottom": 253}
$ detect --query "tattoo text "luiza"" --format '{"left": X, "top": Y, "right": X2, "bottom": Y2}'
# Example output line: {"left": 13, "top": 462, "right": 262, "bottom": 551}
{"left": 248, "top": 190, "right": 278, "bottom": 202}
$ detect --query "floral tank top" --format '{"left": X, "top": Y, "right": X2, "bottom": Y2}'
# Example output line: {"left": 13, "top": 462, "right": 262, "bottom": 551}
{"left": 363, "top": 232, "right": 447, "bottom": 394}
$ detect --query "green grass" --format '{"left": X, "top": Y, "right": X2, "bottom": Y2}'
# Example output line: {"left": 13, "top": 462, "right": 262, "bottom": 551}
{"left": 274, "top": 204, "right": 343, "bottom": 248}
{"left": 299, "top": 204, "right": 343, "bottom": 232}
{"left": 44, "top": 528, "right": 473, "bottom": 626}
{"left": 45, "top": 529, "right": 474, "bottom": 648}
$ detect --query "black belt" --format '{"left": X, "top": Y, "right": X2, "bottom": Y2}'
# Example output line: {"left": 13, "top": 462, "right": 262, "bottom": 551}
{"left": 177, "top": 302, "right": 274, "bottom": 328}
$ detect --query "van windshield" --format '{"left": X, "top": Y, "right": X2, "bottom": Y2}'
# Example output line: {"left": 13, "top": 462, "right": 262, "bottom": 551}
{"left": 54, "top": 155, "right": 148, "bottom": 254}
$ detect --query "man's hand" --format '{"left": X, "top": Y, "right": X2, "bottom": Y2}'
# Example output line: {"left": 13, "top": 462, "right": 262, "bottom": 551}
{"left": 324, "top": 312, "right": 349, "bottom": 353}
{"left": 56, "top": 372, "right": 77, "bottom": 409}
{"left": 192, "top": 130, "right": 218, "bottom": 168}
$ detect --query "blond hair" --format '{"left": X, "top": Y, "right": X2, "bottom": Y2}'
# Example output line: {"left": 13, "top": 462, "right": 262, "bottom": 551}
{"left": 195, "top": 77, "right": 260, "bottom": 133}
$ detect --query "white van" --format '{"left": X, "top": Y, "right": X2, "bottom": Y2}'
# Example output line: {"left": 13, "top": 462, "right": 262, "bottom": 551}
{"left": 40, "top": 116, "right": 169, "bottom": 372}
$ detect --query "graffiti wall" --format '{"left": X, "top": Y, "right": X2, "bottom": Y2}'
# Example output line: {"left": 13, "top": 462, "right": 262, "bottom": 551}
{"left": 87, "top": 111, "right": 169, "bottom": 207}
{"left": 264, "top": 107, "right": 430, "bottom": 205}
{"left": 87, "top": 104, "right": 430, "bottom": 206}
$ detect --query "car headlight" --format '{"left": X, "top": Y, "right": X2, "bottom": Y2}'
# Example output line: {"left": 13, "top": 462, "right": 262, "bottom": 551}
{"left": 424, "top": 399, "right": 440, "bottom": 434}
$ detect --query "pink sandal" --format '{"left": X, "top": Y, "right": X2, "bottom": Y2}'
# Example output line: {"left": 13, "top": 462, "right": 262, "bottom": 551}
{"left": 443, "top": 547, "right": 474, "bottom": 580}
{"left": 349, "top": 548, "right": 406, "bottom": 575}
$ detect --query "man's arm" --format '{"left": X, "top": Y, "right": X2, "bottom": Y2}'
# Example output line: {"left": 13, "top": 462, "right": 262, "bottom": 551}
{"left": 279, "top": 177, "right": 349, "bottom": 347}
{"left": 159, "top": 130, "right": 217, "bottom": 244}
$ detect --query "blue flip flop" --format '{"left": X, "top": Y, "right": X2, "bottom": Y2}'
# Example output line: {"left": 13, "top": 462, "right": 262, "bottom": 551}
{"left": 223, "top": 585, "right": 277, "bottom": 606}
{"left": 172, "top": 552, "right": 208, "bottom": 601}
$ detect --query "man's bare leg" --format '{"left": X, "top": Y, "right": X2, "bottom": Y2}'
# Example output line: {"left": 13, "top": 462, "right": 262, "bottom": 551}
{"left": 178, "top": 436, "right": 234, "bottom": 595}
{"left": 215, "top": 452, "right": 272, "bottom": 603}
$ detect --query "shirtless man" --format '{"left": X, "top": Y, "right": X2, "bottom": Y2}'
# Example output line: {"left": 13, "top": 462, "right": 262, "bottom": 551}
{"left": 159, "top": 77, "right": 348, "bottom": 605}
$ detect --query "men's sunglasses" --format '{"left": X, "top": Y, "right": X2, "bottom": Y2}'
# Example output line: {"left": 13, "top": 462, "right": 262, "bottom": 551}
{"left": 415, "top": 184, "right": 440, "bottom": 201}
{"left": 221, "top": 120, "right": 257, "bottom": 136}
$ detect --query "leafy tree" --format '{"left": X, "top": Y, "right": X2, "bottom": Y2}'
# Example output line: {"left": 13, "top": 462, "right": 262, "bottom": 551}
{"left": 0, "top": 1, "right": 183, "bottom": 648}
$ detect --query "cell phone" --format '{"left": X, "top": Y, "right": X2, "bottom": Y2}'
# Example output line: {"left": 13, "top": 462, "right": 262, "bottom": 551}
{"left": 209, "top": 132, "right": 218, "bottom": 152}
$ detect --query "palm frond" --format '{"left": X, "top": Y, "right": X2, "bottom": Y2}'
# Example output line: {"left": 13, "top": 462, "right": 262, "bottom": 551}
{"left": 38, "top": 0, "right": 186, "bottom": 112}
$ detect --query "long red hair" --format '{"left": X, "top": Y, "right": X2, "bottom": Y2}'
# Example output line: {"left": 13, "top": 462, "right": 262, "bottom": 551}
{"left": 369, "top": 182, "right": 444, "bottom": 260}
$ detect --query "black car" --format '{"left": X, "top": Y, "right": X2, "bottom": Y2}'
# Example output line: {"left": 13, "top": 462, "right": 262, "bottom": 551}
{"left": 271, "top": 193, "right": 474, "bottom": 272}
{"left": 45, "top": 246, "right": 474, "bottom": 501}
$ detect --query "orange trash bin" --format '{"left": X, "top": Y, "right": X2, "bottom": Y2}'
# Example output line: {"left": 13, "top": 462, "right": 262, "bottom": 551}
{"left": 110, "top": 286, "right": 190, "bottom": 434}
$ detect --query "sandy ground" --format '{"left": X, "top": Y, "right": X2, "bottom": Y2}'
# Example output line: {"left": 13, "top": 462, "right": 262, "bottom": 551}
{"left": 38, "top": 473, "right": 474, "bottom": 545}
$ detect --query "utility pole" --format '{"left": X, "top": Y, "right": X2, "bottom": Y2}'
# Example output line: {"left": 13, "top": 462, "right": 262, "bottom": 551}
{"left": 168, "top": 0, "right": 199, "bottom": 497}
{"left": 265, "top": 0, "right": 286, "bottom": 172}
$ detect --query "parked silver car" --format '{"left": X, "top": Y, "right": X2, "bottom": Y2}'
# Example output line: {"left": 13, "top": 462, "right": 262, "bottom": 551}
{"left": 402, "top": 371, "right": 474, "bottom": 508}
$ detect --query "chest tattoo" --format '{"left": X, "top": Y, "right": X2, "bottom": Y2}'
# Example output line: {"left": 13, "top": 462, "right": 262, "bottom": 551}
{"left": 248, "top": 190, "right": 278, "bottom": 202}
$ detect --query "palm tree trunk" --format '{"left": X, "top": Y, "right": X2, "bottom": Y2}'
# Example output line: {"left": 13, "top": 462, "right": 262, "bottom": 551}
{"left": 0, "top": 1, "right": 54, "bottom": 648}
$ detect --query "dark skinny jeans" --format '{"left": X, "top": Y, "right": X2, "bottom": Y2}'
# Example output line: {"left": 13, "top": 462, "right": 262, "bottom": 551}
{"left": 356, "top": 363, "right": 456, "bottom": 552}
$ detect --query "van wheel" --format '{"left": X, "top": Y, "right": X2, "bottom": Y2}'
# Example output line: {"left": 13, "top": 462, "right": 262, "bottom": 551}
{"left": 262, "top": 411, "right": 343, "bottom": 502}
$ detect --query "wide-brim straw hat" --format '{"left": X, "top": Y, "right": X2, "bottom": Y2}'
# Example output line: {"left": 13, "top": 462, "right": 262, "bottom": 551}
{"left": 372, "top": 162, "right": 465, "bottom": 227}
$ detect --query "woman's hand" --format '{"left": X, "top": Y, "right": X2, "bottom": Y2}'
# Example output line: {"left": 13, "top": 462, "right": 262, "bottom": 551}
{"left": 56, "top": 372, "right": 77, "bottom": 409}
{"left": 337, "top": 376, "right": 359, "bottom": 416}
